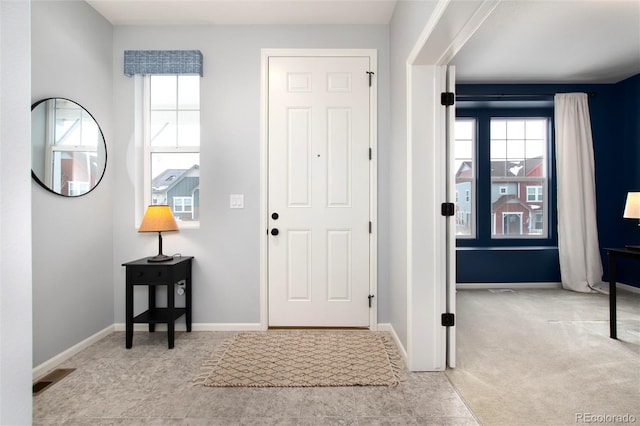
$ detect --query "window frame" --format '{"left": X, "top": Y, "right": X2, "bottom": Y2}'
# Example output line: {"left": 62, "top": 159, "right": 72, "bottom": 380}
{"left": 455, "top": 107, "right": 557, "bottom": 248}
{"left": 142, "top": 74, "right": 201, "bottom": 228}
{"left": 453, "top": 117, "right": 477, "bottom": 239}
{"left": 489, "top": 116, "right": 550, "bottom": 240}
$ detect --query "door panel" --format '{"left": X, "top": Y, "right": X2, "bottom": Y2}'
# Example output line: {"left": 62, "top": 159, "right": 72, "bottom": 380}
{"left": 445, "top": 65, "right": 457, "bottom": 368}
{"left": 268, "top": 56, "right": 371, "bottom": 327}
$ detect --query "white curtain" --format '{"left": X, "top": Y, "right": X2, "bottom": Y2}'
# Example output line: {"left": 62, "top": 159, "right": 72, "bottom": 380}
{"left": 554, "top": 93, "right": 602, "bottom": 293}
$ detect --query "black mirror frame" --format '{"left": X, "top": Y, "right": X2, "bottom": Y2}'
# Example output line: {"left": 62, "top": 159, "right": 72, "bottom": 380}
{"left": 31, "top": 97, "right": 107, "bottom": 198}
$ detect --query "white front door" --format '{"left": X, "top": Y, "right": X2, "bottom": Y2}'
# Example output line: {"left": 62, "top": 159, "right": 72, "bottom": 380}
{"left": 267, "top": 55, "right": 373, "bottom": 327}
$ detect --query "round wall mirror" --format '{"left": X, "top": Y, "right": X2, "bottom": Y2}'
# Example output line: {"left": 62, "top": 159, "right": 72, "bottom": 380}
{"left": 31, "top": 98, "right": 107, "bottom": 197}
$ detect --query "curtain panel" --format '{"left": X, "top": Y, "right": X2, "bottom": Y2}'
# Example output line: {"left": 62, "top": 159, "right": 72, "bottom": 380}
{"left": 124, "top": 50, "right": 203, "bottom": 76}
{"left": 554, "top": 93, "right": 602, "bottom": 293}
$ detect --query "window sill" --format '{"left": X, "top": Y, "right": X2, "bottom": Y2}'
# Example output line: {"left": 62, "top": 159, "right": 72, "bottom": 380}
{"left": 456, "top": 246, "right": 558, "bottom": 251}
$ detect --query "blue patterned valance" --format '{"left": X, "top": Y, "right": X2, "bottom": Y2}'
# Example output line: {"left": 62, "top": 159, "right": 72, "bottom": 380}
{"left": 124, "top": 50, "right": 203, "bottom": 77}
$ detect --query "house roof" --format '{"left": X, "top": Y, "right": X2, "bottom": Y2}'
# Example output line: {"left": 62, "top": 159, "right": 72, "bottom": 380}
{"left": 455, "top": 157, "right": 544, "bottom": 178}
{"left": 492, "top": 194, "right": 533, "bottom": 212}
{"left": 151, "top": 164, "right": 199, "bottom": 193}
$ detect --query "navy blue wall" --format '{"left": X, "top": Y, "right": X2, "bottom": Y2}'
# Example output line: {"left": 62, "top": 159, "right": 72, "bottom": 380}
{"left": 456, "top": 76, "right": 640, "bottom": 286}
{"left": 613, "top": 75, "right": 640, "bottom": 286}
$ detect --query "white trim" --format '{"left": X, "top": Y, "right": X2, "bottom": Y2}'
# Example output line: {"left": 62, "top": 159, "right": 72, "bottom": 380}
{"left": 433, "top": 0, "right": 502, "bottom": 65}
{"left": 457, "top": 282, "right": 640, "bottom": 293}
{"left": 406, "top": 65, "right": 447, "bottom": 371}
{"left": 456, "top": 282, "right": 562, "bottom": 290}
{"left": 619, "top": 283, "right": 640, "bottom": 294}
{"left": 113, "top": 322, "right": 263, "bottom": 332}
{"left": 377, "top": 323, "right": 408, "bottom": 367}
{"left": 259, "top": 48, "right": 378, "bottom": 331}
{"left": 597, "top": 282, "right": 640, "bottom": 295}
{"left": 408, "top": 0, "right": 502, "bottom": 66}
{"left": 33, "top": 325, "right": 115, "bottom": 381}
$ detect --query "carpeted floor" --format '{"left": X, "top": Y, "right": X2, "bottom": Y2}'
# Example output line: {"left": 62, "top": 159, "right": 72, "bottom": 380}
{"left": 447, "top": 288, "right": 640, "bottom": 426}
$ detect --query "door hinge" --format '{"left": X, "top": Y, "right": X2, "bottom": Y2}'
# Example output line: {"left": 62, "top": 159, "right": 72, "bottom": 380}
{"left": 441, "top": 202, "right": 455, "bottom": 216}
{"left": 366, "top": 71, "right": 375, "bottom": 87}
{"left": 441, "top": 92, "right": 455, "bottom": 106}
{"left": 368, "top": 294, "right": 375, "bottom": 308}
{"left": 369, "top": 147, "right": 372, "bottom": 160}
{"left": 369, "top": 221, "right": 372, "bottom": 234}
{"left": 442, "top": 313, "right": 455, "bottom": 327}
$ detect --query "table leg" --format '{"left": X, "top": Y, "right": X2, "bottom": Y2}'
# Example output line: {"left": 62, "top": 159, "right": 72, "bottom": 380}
{"left": 126, "top": 280, "right": 133, "bottom": 349}
{"left": 609, "top": 254, "right": 617, "bottom": 339}
{"left": 168, "top": 279, "right": 175, "bottom": 349}
{"left": 148, "top": 285, "right": 156, "bottom": 333}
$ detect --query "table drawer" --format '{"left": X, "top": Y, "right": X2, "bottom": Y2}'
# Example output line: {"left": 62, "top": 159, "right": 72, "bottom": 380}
{"left": 128, "top": 266, "right": 171, "bottom": 284}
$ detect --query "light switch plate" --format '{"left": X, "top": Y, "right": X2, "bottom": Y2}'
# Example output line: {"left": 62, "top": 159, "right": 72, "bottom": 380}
{"left": 230, "top": 194, "right": 244, "bottom": 209}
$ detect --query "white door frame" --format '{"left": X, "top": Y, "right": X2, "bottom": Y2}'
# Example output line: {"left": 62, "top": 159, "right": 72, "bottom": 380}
{"left": 405, "top": 0, "right": 500, "bottom": 370}
{"left": 259, "top": 48, "right": 378, "bottom": 330}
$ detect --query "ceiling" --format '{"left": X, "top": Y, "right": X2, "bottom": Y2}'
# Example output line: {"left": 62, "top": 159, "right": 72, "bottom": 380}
{"left": 86, "top": 0, "right": 398, "bottom": 25}
{"left": 451, "top": 0, "right": 640, "bottom": 84}
{"left": 87, "top": 0, "right": 640, "bottom": 84}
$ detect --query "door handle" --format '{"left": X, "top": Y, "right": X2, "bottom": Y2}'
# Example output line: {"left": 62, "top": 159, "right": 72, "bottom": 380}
{"left": 271, "top": 228, "right": 279, "bottom": 236}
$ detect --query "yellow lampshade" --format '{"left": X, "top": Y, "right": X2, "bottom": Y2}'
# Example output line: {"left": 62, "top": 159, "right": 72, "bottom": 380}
{"left": 623, "top": 192, "right": 640, "bottom": 220}
{"left": 139, "top": 205, "right": 179, "bottom": 233}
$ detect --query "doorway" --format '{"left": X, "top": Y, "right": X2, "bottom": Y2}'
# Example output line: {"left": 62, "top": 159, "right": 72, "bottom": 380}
{"left": 260, "top": 49, "right": 378, "bottom": 328}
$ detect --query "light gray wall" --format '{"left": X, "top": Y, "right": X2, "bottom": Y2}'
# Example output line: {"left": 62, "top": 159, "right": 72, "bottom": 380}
{"left": 0, "top": 0, "right": 32, "bottom": 422}
{"left": 112, "top": 25, "right": 390, "bottom": 324}
{"left": 31, "top": 0, "right": 114, "bottom": 366}
{"left": 388, "top": 1, "right": 438, "bottom": 348}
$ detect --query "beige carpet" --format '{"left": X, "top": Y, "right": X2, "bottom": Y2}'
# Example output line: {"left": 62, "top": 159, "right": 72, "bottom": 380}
{"left": 447, "top": 289, "right": 640, "bottom": 426}
{"left": 196, "top": 332, "right": 401, "bottom": 387}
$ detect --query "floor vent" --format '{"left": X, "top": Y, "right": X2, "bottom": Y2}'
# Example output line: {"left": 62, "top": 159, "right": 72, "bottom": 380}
{"left": 33, "top": 368, "right": 75, "bottom": 396}
{"left": 488, "top": 288, "right": 515, "bottom": 294}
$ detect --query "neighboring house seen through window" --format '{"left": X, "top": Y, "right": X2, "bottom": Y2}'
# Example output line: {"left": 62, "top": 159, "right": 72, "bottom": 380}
{"left": 454, "top": 119, "right": 476, "bottom": 238}
{"left": 144, "top": 75, "right": 200, "bottom": 223}
{"left": 490, "top": 118, "right": 548, "bottom": 238}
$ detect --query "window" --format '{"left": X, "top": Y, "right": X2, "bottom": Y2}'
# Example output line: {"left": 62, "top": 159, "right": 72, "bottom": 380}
{"left": 490, "top": 118, "right": 548, "bottom": 238}
{"left": 454, "top": 119, "right": 476, "bottom": 237}
{"left": 173, "top": 196, "right": 193, "bottom": 214}
{"left": 144, "top": 75, "right": 200, "bottom": 223}
{"left": 68, "top": 181, "right": 90, "bottom": 196}
{"left": 527, "top": 185, "right": 543, "bottom": 202}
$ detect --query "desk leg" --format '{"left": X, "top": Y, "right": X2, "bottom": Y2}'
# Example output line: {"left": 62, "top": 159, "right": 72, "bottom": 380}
{"left": 148, "top": 285, "right": 156, "bottom": 333}
{"left": 126, "top": 281, "right": 133, "bottom": 349}
{"left": 186, "top": 263, "right": 192, "bottom": 333}
{"left": 609, "top": 254, "right": 617, "bottom": 339}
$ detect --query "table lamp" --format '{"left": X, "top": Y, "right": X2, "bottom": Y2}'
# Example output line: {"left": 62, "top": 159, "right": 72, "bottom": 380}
{"left": 139, "top": 205, "right": 179, "bottom": 262}
{"left": 623, "top": 192, "right": 640, "bottom": 251}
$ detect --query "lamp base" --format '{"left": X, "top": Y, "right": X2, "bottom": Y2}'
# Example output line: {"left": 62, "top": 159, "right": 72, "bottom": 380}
{"left": 147, "top": 254, "right": 174, "bottom": 263}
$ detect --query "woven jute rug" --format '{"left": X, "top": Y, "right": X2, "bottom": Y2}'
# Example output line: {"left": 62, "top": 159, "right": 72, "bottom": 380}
{"left": 195, "top": 332, "right": 402, "bottom": 387}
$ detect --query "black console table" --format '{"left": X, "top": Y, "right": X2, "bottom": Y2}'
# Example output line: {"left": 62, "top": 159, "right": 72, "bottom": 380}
{"left": 604, "top": 248, "right": 639, "bottom": 339}
{"left": 123, "top": 256, "right": 193, "bottom": 349}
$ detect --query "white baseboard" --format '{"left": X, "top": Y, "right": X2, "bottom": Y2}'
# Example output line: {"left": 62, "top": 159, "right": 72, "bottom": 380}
{"left": 599, "top": 282, "right": 640, "bottom": 295}
{"left": 456, "top": 282, "right": 562, "bottom": 290}
{"left": 456, "top": 281, "right": 640, "bottom": 294}
{"left": 33, "top": 324, "right": 115, "bottom": 381}
{"left": 377, "top": 323, "right": 408, "bottom": 367}
{"left": 112, "top": 322, "right": 264, "bottom": 332}
{"left": 619, "top": 282, "right": 640, "bottom": 294}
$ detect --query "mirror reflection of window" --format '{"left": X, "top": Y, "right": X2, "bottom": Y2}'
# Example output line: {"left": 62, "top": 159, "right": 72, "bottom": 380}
{"left": 31, "top": 98, "right": 106, "bottom": 197}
